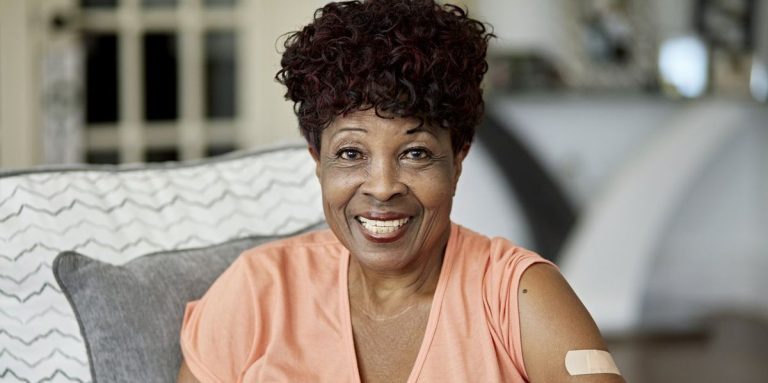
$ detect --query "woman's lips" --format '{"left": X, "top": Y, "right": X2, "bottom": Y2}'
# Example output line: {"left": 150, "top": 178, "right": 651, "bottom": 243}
{"left": 355, "top": 215, "right": 411, "bottom": 243}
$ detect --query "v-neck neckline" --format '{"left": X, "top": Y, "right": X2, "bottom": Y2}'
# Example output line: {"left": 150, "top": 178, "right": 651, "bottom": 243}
{"left": 339, "top": 223, "right": 459, "bottom": 383}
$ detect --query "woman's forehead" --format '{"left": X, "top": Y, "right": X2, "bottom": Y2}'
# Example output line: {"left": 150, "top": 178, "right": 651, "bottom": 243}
{"left": 334, "top": 109, "right": 415, "bottom": 125}
{"left": 328, "top": 111, "right": 440, "bottom": 137}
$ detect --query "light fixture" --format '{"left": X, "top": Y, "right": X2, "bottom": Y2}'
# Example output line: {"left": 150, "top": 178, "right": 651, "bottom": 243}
{"left": 659, "top": 36, "right": 709, "bottom": 98}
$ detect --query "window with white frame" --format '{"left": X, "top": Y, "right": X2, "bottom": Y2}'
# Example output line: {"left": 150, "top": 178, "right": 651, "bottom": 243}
{"left": 80, "top": 0, "right": 241, "bottom": 164}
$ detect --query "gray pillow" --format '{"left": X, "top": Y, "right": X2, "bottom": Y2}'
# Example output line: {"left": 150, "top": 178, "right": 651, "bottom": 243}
{"left": 53, "top": 224, "right": 325, "bottom": 383}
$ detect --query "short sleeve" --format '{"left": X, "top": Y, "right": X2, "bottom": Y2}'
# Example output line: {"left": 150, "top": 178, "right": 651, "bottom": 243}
{"left": 180, "top": 256, "right": 260, "bottom": 383}
{"left": 483, "top": 238, "right": 556, "bottom": 381}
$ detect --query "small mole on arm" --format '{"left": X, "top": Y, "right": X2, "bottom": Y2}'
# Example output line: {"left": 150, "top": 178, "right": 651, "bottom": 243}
{"left": 522, "top": 289, "right": 528, "bottom": 294}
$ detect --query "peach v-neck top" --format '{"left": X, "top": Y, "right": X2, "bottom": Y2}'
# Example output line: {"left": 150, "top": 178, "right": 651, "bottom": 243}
{"left": 180, "top": 223, "right": 555, "bottom": 382}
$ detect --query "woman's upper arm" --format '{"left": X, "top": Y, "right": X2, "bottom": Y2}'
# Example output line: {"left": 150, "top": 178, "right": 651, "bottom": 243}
{"left": 519, "top": 263, "right": 626, "bottom": 383}
{"left": 177, "top": 359, "right": 202, "bottom": 383}
{"left": 179, "top": 254, "right": 261, "bottom": 382}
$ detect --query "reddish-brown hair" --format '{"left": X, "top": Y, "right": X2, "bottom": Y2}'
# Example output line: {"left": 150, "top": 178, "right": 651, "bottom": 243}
{"left": 276, "top": 0, "right": 493, "bottom": 152}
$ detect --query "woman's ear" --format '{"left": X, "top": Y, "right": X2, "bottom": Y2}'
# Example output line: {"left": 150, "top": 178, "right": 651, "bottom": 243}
{"left": 452, "top": 143, "right": 470, "bottom": 195}
{"left": 308, "top": 145, "right": 321, "bottom": 179}
{"left": 308, "top": 145, "right": 320, "bottom": 162}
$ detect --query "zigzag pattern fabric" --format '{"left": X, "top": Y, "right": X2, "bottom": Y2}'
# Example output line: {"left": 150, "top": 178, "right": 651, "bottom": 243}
{"left": 0, "top": 146, "right": 324, "bottom": 383}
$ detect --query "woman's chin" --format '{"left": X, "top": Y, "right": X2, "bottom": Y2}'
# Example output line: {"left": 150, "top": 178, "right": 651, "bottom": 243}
{"left": 346, "top": 218, "right": 417, "bottom": 270}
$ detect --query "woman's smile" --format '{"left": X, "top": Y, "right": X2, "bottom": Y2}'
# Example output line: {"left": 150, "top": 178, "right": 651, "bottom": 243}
{"left": 350, "top": 210, "right": 419, "bottom": 253}
{"left": 355, "top": 215, "right": 411, "bottom": 242}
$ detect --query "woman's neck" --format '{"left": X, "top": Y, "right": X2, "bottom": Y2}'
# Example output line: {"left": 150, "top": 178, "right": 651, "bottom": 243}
{"left": 348, "top": 246, "right": 444, "bottom": 319}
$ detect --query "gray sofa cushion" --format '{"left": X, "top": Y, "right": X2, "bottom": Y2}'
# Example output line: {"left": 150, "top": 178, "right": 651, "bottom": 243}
{"left": 54, "top": 224, "right": 326, "bottom": 383}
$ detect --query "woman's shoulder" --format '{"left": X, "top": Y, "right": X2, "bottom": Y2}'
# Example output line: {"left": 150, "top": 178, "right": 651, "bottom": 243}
{"left": 236, "top": 228, "right": 346, "bottom": 267}
{"left": 452, "top": 223, "right": 549, "bottom": 268}
{"left": 247, "top": 228, "right": 341, "bottom": 250}
{"left": 452, "top": 223, "right": 557, "bottom": 303}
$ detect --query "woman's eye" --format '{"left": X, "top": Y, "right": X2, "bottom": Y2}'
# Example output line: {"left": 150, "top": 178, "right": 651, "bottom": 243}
{"left": 404, "top": 148, "right": 429, "bottom": 160}
{"left": 337, "top": 148, "right": 362, "bottom": 160}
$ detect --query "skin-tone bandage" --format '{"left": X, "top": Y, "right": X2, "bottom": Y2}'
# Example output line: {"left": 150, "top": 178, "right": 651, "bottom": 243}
{"left": 565, "top": 350, "right": 621, "bottom": 376}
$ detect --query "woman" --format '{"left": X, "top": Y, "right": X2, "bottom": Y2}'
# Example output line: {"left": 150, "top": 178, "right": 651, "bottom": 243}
{"left": 178, "top": 0, "right": 624, "bottom": 382}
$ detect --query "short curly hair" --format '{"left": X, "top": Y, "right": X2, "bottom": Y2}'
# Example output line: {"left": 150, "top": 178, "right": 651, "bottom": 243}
{"left": 276, "top": 0, "right": 493, "bottom": 152}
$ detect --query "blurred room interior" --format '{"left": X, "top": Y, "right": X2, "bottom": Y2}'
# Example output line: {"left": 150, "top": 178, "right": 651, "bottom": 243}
{"left": 1, "top": 0, "right": 766, "bottom": 382}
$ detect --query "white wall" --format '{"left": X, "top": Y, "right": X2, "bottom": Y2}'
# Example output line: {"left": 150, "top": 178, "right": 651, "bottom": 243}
{"left": 648, "top": 0, "right": 696, "bottom": 40}
{"left": 0, "top": 0, "right": 40, "bottom": 167}
{"left": 240, "top": 0, "right": 326, "bottom": 148}
{"left": 643, "top": 123, "right": 768, "bottom": 330}
{"left": 452, "top": 140, "right": 533, "bottom": 248}
{"left": 490, "top": 96, "right": 676, "bottom": 208}
{"left": 474, "top": 0, "right": 570, "bottom": 69}
{"left": 475, "top": 0, "right": 697, "bottom": 52}
{"left": 758, "top": 0, "right": 768, "bottom": 66}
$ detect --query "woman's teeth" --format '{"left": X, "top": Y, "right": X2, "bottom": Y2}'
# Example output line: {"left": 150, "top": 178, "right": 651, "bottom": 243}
{"left": 357, "top": 216, "right": 409, "bottom": 234}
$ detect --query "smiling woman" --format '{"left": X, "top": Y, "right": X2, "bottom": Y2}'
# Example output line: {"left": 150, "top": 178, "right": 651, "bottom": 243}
{"left": 177, "top": 1, "right": 625, "bottom": 382}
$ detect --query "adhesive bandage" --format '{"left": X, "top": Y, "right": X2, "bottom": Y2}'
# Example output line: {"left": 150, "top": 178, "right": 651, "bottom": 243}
{"left": 564, "top": 349, "right": 621, "bottom": 376}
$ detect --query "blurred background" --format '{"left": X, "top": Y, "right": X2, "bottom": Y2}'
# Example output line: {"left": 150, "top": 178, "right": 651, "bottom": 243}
{"left": 1, "top": 0, "right": 766, "bottom": 381}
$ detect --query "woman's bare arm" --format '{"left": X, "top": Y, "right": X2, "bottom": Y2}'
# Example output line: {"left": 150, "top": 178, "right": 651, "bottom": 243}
{"left": 177, "top": 360, "right": 201, "bottom": 383}
{"left": 519, "top": 264, "right": 626, "bottom": 383}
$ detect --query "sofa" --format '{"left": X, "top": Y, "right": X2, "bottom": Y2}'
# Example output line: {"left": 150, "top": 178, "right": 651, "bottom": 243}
{"left": 0, "top": 143, "right": 326, "bottom": 382}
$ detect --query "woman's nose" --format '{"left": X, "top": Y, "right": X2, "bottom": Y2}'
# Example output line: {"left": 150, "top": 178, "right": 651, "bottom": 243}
{"left": 360, "top": 159, "right": 407, "bottom": 201}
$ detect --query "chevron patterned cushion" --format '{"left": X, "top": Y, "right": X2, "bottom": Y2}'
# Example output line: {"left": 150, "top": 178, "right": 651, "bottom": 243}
{"left": 0, "top": 144, "right": 324, "bottom": 383}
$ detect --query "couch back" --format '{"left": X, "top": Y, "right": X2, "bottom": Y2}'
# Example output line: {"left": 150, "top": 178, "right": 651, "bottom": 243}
{"left": 0, "top": 144, "right": 324, "bottom": 382}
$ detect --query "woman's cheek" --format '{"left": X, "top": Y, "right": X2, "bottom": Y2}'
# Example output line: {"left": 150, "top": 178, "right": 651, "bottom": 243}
{"left": 408, "top": 168, "right": 455, "bottom": 208}
{"left": 322, "top": 167, "right": 362, "bottom": 207}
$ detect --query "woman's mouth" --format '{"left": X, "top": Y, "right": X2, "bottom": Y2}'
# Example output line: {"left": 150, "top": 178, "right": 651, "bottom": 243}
{"left": 355, "top": 216, "right": 411, "bottom": 242}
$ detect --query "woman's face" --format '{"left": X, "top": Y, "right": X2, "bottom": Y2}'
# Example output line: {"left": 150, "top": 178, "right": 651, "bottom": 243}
{"left": 311, "top": 109, "right": 467, "bottom": 272}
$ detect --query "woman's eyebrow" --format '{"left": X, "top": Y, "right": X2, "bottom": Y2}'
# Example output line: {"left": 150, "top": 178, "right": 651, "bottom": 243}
{"left": 405, "top": 126, "right": 437, "bottom": 138}
{"left": 331, "top": 127, "right": 367, "bottom": 139}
